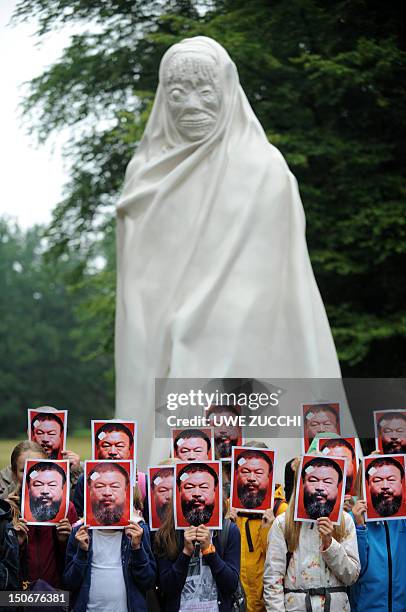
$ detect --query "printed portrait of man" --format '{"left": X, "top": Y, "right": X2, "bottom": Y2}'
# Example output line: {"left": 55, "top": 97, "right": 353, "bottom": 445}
{"left": 150, "top": 466, "right": 174, "bottom": 525}
{"left": 207, "top": 405, "right": 242, "bottom": 459}
{"left": 87, "top": 462, "right": 130, "bottom": 526}
{"left": 319, "top": 438, "right": 356, "bottom": 494}
{"left": 30, "top": 413, "right": 65, "bottom": 460}
{"left": 233, "top": 448, "right": 273, "bottom": 510}
{"left": 376, "top": 412, "right": 406, "bottom": 455}
{"left": 173, "top": 429, "right": 212, "bottom": 462}
{"left": 300, "top": 457, "right": 343, "bottom": 521}
{"left": 94, "top": 422, "right": 134, "bottom": 460}
{"left": 303, "top": 403, "right": 340, "bottom": 452}
{"left": 26, "top": 461, "right": 67, "bottom": 522}
{"left": 176, "top": 463, "right": 219, "bottom": 527}
{"left": 365, "top": 456, "right": 405, "bottom": 518}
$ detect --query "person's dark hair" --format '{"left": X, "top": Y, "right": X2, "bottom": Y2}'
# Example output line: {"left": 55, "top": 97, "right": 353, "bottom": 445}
{"left": 151, "top": 467, "right": 174, "bottom": 489}
{"left": 176, "top": 463, "right": 218, "bottom": 488}
{"left": 236, "top": 449, "right": 273, "bottom": 472}
{"left": 10, "top": 441, "right": 46, "bottom": 476}
{"left": 207, "top": 404, "right": 240, "bottom": 418}
{"left": 174, "top": 429, "right": 211, "bottom": 453}
{"left": 87, "top": 462, "right": 130, "bottom": 487}
{"left": 31, "top": 413, "right": 64, "bottom": 433}
{"left": 305, "top": 404, "right": 339, "bottom": 424}
{"left": 301, "top": 457, "right": 343, "bottom": 484}
{"left": 365, "top": 456, "right": 405, "bottom": 481}
{"left": 377, "top": 412, "right": 406, "bottom": 429}
{"left": 320, "top": 438, "right": 355, "bottom": 460}
{"left": 96, "top": 422, "right": 134, "bottom": 446}
{"left": 26, "top": 461, "right": 67, "bottom": 487}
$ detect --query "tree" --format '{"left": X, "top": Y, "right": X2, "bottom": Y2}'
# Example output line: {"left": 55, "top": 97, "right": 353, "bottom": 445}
{"left": 0, "top": 218, "right": 114, "bottom": 436}
{"left": 13, "top": 0, "right": 406, "bottom": 375}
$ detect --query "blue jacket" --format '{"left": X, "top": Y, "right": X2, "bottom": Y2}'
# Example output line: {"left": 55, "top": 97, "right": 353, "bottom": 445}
{"left": 64, "top": 522, "right": 156, "bottom": 612}
{"left": 350, "top": 519, "right": 406, "bottom": 612}
{"left": 156, "top": 521, "right": 241, "bottom": 612}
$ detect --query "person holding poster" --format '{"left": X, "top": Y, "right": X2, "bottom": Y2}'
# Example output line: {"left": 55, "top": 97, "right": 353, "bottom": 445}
{"left": 6, "top": 441, "right": 77, "bottom": 590}
{"left": 230, "top": 447, "right": 275, "bottom": 512}
{"left": 363, "top": 455, "right": 406, "bottom": 520}
{"left": 172, "top": 428, "right": 213, "bottom": 462}
{"left": 29, "top": 409, "right": 67, "bottom": 460}
{"left": 374, "top": 410, "right": 406, "bottom": 455}
{"left": 154, "top": 463, "right": 240, "bottom": 611}
{"left": 349, "top": 464, "right": 406, "bottom": 612}
{"left": 85, "top": 461, "right": 132, "bottom": 528}
{"left": 64, "top": 512, "right": 156, "bottom": 611}
{"left": 263, "top": 458, "right": 359, "bottom": 611}
{"left": 148, "top": 465, "right": 175, "bottom": 530}
{"left": 92, "top": 420, "right": 136, "bottom": 461}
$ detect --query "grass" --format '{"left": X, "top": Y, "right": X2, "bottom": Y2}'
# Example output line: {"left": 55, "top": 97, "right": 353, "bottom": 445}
{"left": 0, "top": 435, "right": 92, "bottom": 470}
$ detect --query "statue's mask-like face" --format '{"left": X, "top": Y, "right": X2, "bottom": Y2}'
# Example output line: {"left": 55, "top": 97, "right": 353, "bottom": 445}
{"left": 163, "top": 52, "right": 221, "bottom": 142}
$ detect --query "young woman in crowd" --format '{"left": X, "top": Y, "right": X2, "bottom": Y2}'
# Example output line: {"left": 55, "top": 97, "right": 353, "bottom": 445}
{"left": 263, "top": 456, "right": 360, "bottom": 611}
{"left": 154, "top": 490, "right": 241, "bottom": 611}
{"left": 7, "top": 440, "right": 78, "bottom": 589}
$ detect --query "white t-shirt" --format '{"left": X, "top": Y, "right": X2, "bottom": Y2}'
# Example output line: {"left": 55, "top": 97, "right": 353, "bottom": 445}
{"left": 179, "top": 548, "right": 219, "bottom": 612}
{"left": 86, "top": 529, "right": 128, "bottom": 612}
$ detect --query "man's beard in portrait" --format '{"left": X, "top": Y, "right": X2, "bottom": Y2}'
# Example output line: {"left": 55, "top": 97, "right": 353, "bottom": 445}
{"left": 215, "top": 436, "right": 238, "bottom": 459}
{"left": 303, "top": 490, "right": 336, "bottom": 520}
{"left": 181, "top": 499, "right": 214, "bottom": 526}
{"left": 156, "top": 501, "right": 170, "bottom": 522}
{"left": 371, "top": 492, "right": 402, "bottom": 517}
{"left": 237, "top": 483, "right": 267, "bottom": 509}
{"left": 382, "top": 439, "right": 406, "bottom": 454}
{"left": 29, "top": 493, "right": 61, "bottom": 521}
{"left": 40, "top": 445, "right": 59, "bottom": 459}
{"left": 92, "top": 500, "right": 125, "bottom": 525}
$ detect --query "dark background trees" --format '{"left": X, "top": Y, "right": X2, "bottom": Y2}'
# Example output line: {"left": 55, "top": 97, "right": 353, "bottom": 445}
{"left": 2, "top": 0, "right": 405, "bottom": 434}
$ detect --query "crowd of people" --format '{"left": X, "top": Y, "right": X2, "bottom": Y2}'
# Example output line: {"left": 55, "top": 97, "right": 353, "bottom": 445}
{"left": 0, "top": 406, "right": 405, "bottom": 612}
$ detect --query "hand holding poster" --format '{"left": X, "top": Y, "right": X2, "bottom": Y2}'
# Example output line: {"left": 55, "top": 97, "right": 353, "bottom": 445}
{"left": 171, "top": 427, "right": 214, "bottom": 461}
{"left": 230, "top": 446, "right": 275, "bottom": 513}
{"left": 301, "top": 403, "right": 341, "bottom": 453}
{"left": 174, "top": 461, "right": 222, "bottom": 529}
{"left": 28, "top": 409, "right": 67, "bottom": 460}
{"left": 363, "top": 454, "right": 406, "bottom": 521}
{"left": 91, "top": 420, "right": 137, "bottom": 461}
{"left": 148, "top": 465, "right": 175, "bottom": 530}
{"left": 85, "top": 460, "right": 133, "bottom": 528}
{"left": 374, "top": 410, "right": 406, "bottom": 454}
{"left": 294, "top": 455, "right": 346, "bottom": 525}
{"left": 317, "top": 437, "right": 358, "bottom": 496}
{"left": 22, "top": 459, "right": 69, "bottom": 525}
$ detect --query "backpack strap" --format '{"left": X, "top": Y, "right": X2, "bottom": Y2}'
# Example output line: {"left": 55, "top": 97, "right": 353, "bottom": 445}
{"left": 216, "top": 517, "right": 231, "bottom": 557}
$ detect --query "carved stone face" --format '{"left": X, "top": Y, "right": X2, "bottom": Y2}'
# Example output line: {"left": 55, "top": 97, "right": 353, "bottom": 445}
{"left": 163, "top": 53, "right": 221, "bottom": 142}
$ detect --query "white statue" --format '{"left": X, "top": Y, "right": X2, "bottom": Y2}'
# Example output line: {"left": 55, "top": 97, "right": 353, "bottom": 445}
{"left": 115, "top": 36, "right": 346, "bottom": 471}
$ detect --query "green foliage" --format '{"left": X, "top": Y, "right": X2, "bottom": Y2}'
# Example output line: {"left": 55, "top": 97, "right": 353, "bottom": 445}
{"left": 12, "top": 0, "right": 406, "bottom": 376}
{"left": 0, "top": 219, "right": 114, "bottom": 437}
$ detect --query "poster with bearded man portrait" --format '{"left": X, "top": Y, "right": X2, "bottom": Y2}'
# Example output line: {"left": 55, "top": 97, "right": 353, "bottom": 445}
{"left": 295, "top": 455, "right": 346, "bottom": 525}
{"left": 28, "top": 409, "right": 67, "bottom": 460}
{"left": 22, "top": 459, "right": 69, "bottom": 525}
{"left": 374, "top": 410, "right": 406, "bottom": 455}
{"left": 230, "top": 447, "right": 275, "bottom": 513}
{"left": 363, "top": 455, "right": 406, "bottom": 521}
{"left": 92, "top": 419, "right": 136, "bottom": 462}
{"left": 85, "top": 460, "right": 133, "bottom": 529}
{"left": 175, "top": 461, "right": 222, "bottom": 529}
{"left": 148, "top": 465, "right": 175, "bottom": 530}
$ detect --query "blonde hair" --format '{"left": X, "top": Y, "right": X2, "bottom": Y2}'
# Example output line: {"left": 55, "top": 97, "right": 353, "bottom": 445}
{"left": 284, "top": 456, "right": 348, "bottom": 552}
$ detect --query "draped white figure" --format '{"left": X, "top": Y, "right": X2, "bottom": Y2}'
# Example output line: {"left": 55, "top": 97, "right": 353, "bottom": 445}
{"left": 115, "top": 37, "right": 344, "bottom": 470}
